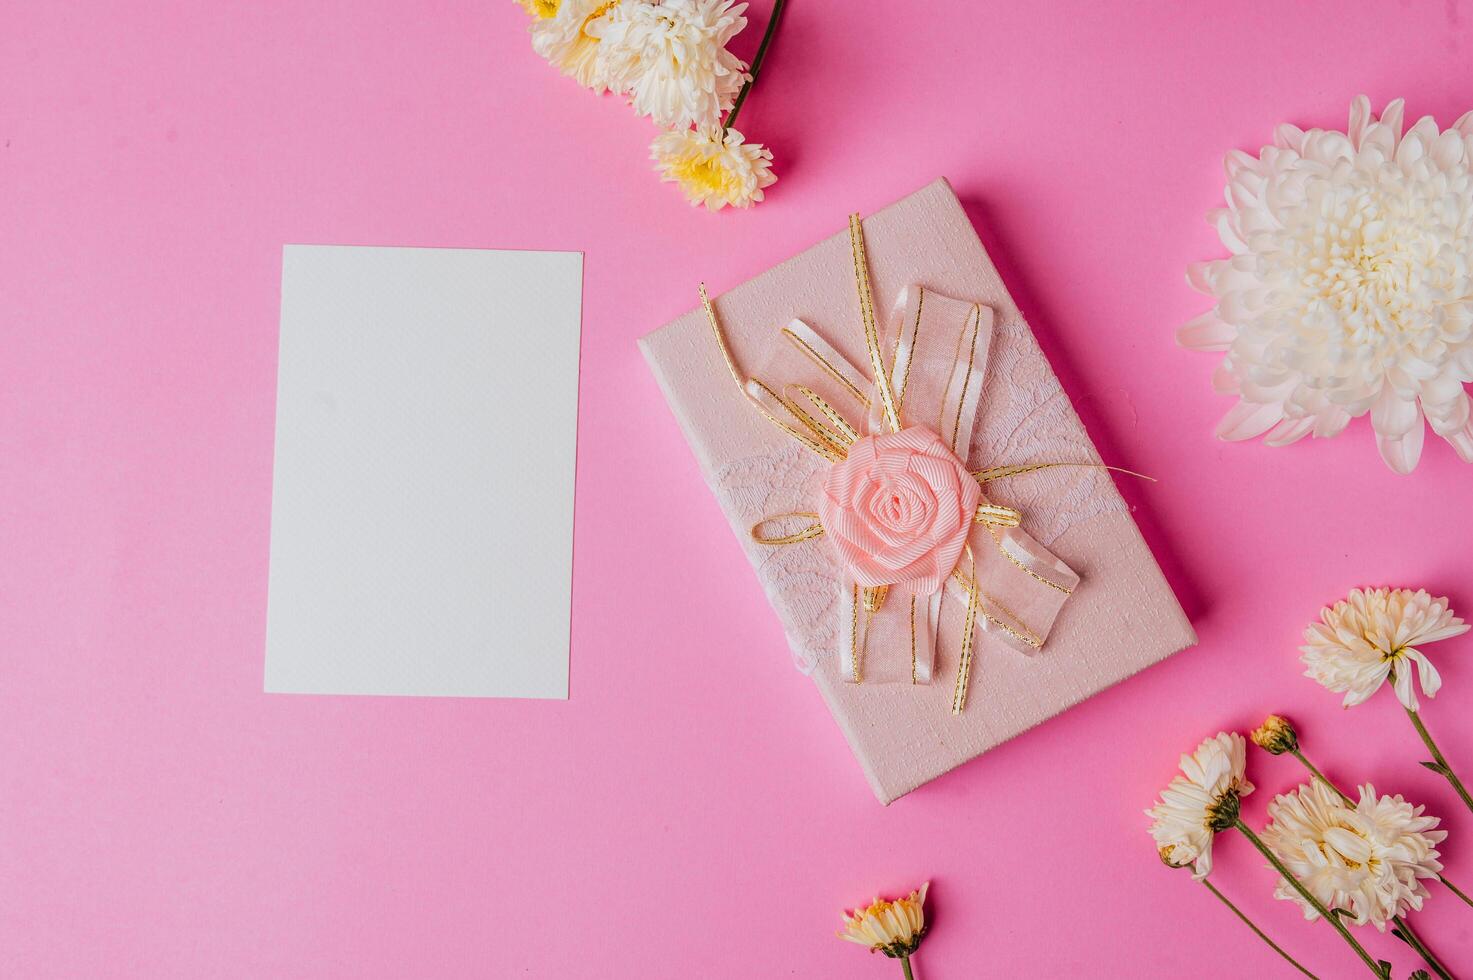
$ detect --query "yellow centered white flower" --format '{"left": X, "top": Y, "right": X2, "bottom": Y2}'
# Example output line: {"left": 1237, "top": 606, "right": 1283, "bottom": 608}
{"left": 650, "top": 127, "right": 775, "bottom": 210}
{"left": 1301, "top": 587, "right": 1468, "bottom": 710}
{"left": 1261, "top": 780, "right": 1446, "bottom": 930}
{"left": 1179, "top": 95, "right": 1473, "bottom": 473}
{"left": 837, "top": 883, "right": 929, "bottom": 958}
{"left": 592, "top": 0, "right": 749, "bottom": 131}
{"left": 1146, "top": 732, "right": 1254, "bottom": 881}
{"left": 530, "top": 0, "right": 621, "bottom": 91}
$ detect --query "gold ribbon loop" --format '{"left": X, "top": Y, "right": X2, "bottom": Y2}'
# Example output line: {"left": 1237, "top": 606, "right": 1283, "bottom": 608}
{"left": 747, "top": 379, "right": 846, "bottom": 461}
{"left": 751, "top": 512, "right": 825, "bottom": 545}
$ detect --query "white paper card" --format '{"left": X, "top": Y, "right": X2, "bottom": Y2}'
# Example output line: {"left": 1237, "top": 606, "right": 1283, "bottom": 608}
{"left": 266, "top": 245, "right": 581, "bottom": 698}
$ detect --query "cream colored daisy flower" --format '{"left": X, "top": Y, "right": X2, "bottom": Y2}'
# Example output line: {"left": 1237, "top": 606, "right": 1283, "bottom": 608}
{"left": 1261, "top": 780, "right": 1445, "bottom": 930}
{"left": 837, "top": 882, "right": 929, "bottom": 958}
{"left": 1146, "top": 732, "right": 1255, "bottom": 881}
{"left": 1301, "top": 587, "right": 1468, "bottom": 710}
{"left": 530, "top": 0, "right": 620, "bottom": 90}
{"left": 650, "top": 126, "right": 774, "bottom": 210}
{"left": 593, "top": 0, "right": 749, "bottom": 131}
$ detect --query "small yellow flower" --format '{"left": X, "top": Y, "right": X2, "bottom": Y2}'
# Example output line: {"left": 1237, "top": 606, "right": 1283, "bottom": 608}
{"left": 1251, "top": 714, "right": 1299, "bottom": 756}
{"left": 517, "top": 0, "right": 560, "bottom": 18}
{"left": 650, "top": 127, "right": 776, "bottom": 211}
{"left": 837, "top": 882, "right": 929, "bottom": 959}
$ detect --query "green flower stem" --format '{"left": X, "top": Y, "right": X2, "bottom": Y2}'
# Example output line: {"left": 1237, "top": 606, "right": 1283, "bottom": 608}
{"left": 1405, "top": 705, "right": 1473, "bottom": 814}
{"left": 899, "top": 954, "right": 914, "bottom": 980}
{"left": 1201, "top": 879, "right": 1319, "bottom": 978}
{"left": 1289, "top": 748, "right": 1354, "bottom": 805}
{"left": 1393, "top": 915, "right": 1454, "bottom": 980}
{"left": 1438, "top": 873, "right": 1473, "bottom": 910}
{"left": 1235, "top": 820, "right": 1388, "bottom": 978}
{"left": 722, "top": 0, "right": 787, "bottom": 134}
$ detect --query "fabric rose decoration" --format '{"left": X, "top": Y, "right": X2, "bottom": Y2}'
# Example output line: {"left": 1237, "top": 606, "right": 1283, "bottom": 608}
{"left": 817, "top": 427, "right": 980, "bottom": 594}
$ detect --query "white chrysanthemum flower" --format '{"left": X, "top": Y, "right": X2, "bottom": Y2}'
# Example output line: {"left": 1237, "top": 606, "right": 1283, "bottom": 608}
{"left": 1301, "top": 587, "right": 1468, "bottom": 710}
{"left": 530, "top": 0, "right": 621, "bottom": 91}
{"left": 592, "top": 0, "right": 749, "bottom": 131}
{"left": 1179, "top": 95, "right": 1473, "bottom": 474}
{"left": 1146, "top": 732, "right": 1255, "bottom": 881}
{"left": 1261, "top": 780, "right": 1445, "bottom": 930}
{"left": 837, "top": 883, "right": 929, "bottom": 958}
{"left": 650, "top": 127, "right": 774, "bottom": 210}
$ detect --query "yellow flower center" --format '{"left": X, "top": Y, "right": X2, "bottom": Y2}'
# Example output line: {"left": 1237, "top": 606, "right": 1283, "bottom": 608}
{"left": 580, "top": 0, "right": 619, "bottom": 38}
{"left": 1320, "top": 825, "right": 1377, "bottom": 873}
{"left": 671, "top": 155, "right": 735, "bottom": 198}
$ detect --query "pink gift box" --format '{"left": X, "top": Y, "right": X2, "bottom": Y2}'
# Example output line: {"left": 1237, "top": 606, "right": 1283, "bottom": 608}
{"left": 640, "top": 178, "right": 1195, "bottom": 803}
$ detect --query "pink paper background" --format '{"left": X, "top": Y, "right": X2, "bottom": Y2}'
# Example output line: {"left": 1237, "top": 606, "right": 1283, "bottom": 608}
{"left": 3, "top": 2, "right": 1471, "bottom": 976}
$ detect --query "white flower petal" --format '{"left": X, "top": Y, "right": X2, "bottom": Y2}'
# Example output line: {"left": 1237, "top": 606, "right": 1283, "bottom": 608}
{"left": 1445, "top": 421, "right": 1473, "bottom": 462}
{"left": 1264, "top": 416, "right": 1315, "bottom": 446}
{"left": 1391, "top": 655, "right": 1419, "bottom": 709}
{"left": 1375, "top": 411, "right": 1425, "bottom": 475}
{"left": 1215, "top": 400, "right": 1283, "bottom": 441}
{"left": 1348, "top": 94, "right": 1373, "bottom": 147}
{"left": 1407, "top": 649, "right": 1443, "bottom": 699}
{"left": 1177, "top": 312, "right": 1236, "bottom": 350}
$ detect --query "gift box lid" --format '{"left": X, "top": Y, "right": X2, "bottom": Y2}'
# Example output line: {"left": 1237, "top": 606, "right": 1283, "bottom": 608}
{"left": 639, "top": 177, "right": 1195, "bottom": 804}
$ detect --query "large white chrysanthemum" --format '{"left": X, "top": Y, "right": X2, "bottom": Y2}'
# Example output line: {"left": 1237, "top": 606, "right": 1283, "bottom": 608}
{"left": 1146, "top": 732, "right": 1255, "bottom": 881}
{"left": 1301, "top": 587, "right": 1468, "bottom": 710}
{"left": 650, "top": 126, "right": 774, "bottom": 210}
{"left": 530, "top": 0, "right": 621, "bottom": 91}
{"left": 592, "top": 0, "right": 749, "bottom": 131}
{"left": 1261, "top": 780, "right": 1445, "bottom": 930}
{"left": 1179, "top": 96, "right": 1473, "bottom": 474}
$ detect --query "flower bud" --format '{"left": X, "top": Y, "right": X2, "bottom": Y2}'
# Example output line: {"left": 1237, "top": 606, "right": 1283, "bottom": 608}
{"left": 1251, "top": 715, "right": 1299, "bottom": 756}
{"left": 1158, "top": 844, "right": 1194, "bottom": 869}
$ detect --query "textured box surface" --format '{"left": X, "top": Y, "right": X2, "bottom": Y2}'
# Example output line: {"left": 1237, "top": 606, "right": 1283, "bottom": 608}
{"left": 639, "top": 178, "right": 1195, "bottom": 803}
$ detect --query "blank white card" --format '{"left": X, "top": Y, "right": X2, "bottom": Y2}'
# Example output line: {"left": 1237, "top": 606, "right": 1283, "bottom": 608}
{"left": 265, "top": 245, "right": 581, "bottom": 698}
